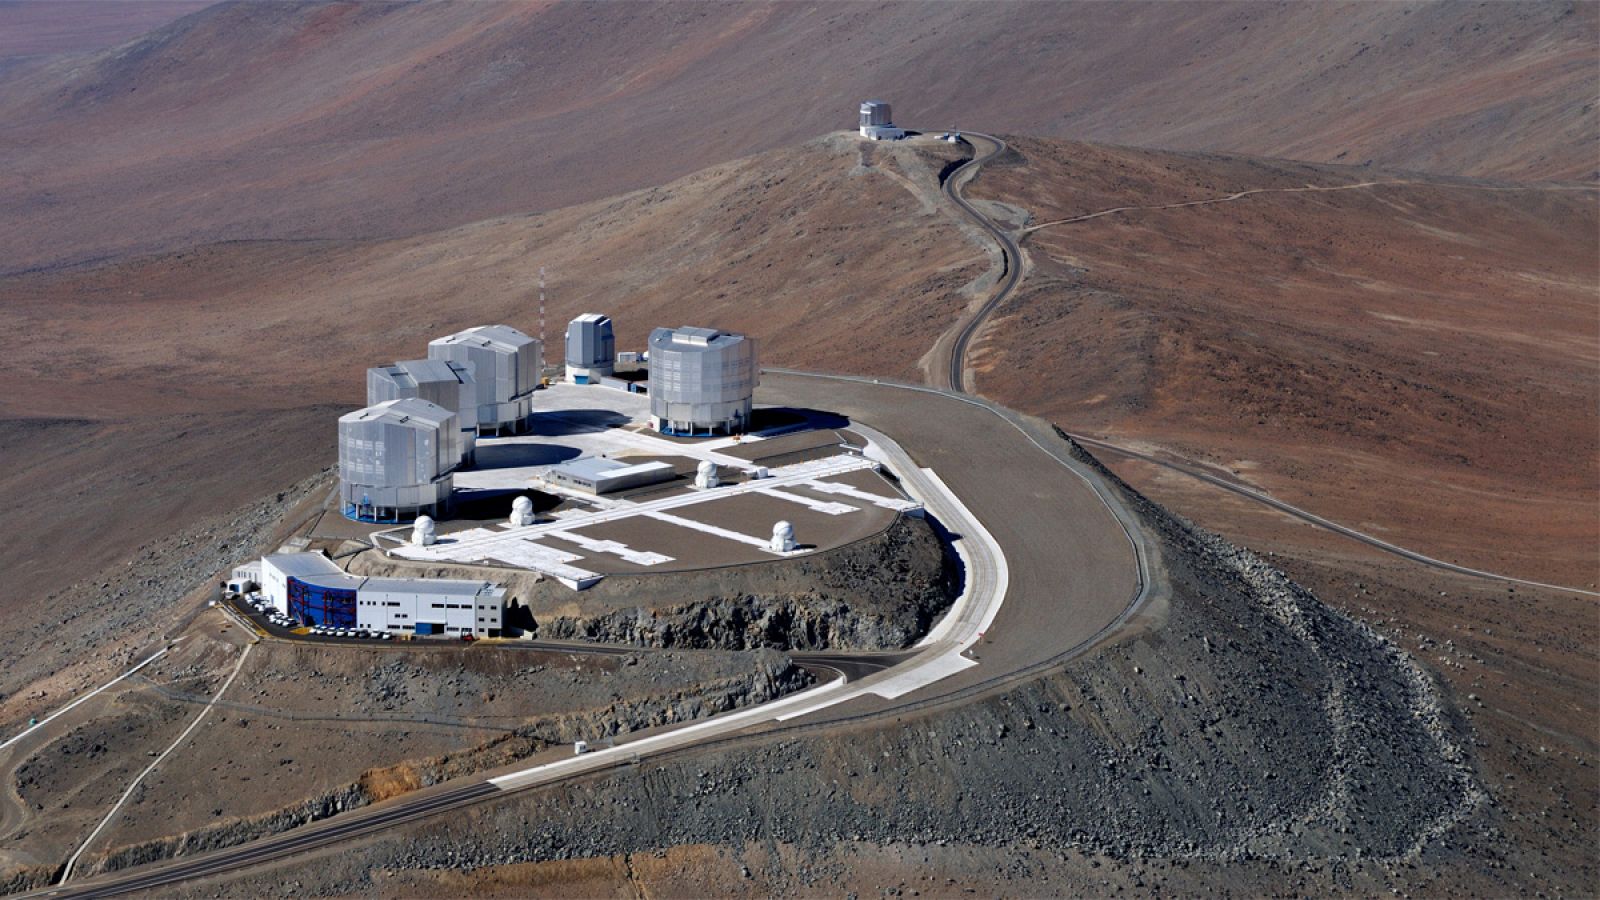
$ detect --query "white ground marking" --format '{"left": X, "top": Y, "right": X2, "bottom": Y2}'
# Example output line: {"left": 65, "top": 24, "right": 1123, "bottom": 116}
{"left": 395, "top": 455, "right": 876, "bottom": 571}
{"left": 545, "top": 531, "right": 674, "bottom": 566}
{"left": 642, "top": 510, "right": 781, "bottom": 552}
{"left": 755, "top": 486, "right": 858, "bottom": 515}
{"left": 805, "top": 478, "right": 922, "bottom": 512}
{"left": 61, "top": 640, "right": 256, "bottom": 883}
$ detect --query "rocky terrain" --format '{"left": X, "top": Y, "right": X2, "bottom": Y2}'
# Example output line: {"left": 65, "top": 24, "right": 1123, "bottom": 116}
{"left": 353, "top": 516, "right": 958, "bottom": 652}
{"left": 162, "top": 452, "right": 1496, "bottom": 897}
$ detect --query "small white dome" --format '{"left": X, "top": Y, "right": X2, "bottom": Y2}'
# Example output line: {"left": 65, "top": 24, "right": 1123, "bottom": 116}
{"left": 769, "top": 520, "right": 796, "bottom": 552}
{"left": 509, "top": 495, "right": 535, "bottom": 527}
{"left": 694, "top": 460, "right": 720, "bottom": 489}
{"left": 411, "top": 515, "right": 437, "bottom": 546}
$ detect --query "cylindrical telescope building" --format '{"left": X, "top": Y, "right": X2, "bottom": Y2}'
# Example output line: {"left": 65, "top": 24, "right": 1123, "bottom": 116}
{"left": 367, "top": 358, "right": 478, "bottom": 466}
{"left": 565, "top": 314, "right": 616, "bottom": 384}
{"left": 858, "top": 100, "right": 905, "bottom": 140}
{"left": 428, "top": 324, "right": 542, "bottom": 434}
{"left": 647, "top": 326, "right": 758, "bottom": 436}
{"left": 338, "top": 397, "right": 461, "bottom": 522}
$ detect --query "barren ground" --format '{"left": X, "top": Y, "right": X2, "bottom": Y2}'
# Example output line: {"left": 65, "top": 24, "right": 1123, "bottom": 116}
{"left": 0, "top": 2, "right": 1592, "bottom": 272}
{"left": 964, "top": 136, "right": 1598, "bottom": 589}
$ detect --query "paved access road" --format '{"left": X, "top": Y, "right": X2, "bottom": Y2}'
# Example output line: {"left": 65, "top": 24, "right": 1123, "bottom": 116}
{"left": 937, "top": 131, "right": 1021, "bottom": 394}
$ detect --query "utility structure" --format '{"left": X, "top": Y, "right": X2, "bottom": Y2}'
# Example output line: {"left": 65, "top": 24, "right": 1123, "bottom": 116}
{"left": 646, "top": 326, "right": 758, "bottom": 436}
{"left": 367, "top": 359, "right": 478, "bottom": 466}
{"left": 565, "top": 313, "right": 616, "bottom": 384}
{"left": 858, "top": 100, "right": 905, "bottom": 140}
{"left": 338, "top": 397, "right": 462, "bottom": 522}
{"left": 428, "top": 324, "right": 542, "bottom": 435}
{"left": 259, "top": 551, "right": 506, "bottom": 636}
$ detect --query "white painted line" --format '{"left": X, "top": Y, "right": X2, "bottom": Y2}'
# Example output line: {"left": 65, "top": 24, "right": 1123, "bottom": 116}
{"left": 642, "top": 510, "right": 778, "bottom": 551}
{"left": 61, "top": 641, "right": 255, "bottom": 883}
{"left": 546, "top": 531, "right": 674, "bottom": 566}
{"left": 397, "top": 456, "right": 873, "bottom": 570}
{"left": 806, "top": 479, "right": 921, "bottom": 512}
{"left": 756, "top": 486, "right": 858, "bottom": 516}
{"left": 0, "top": 642, "right": 180, "bottom": 752}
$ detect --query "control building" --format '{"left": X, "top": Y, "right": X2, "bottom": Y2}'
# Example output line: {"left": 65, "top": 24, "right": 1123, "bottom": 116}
{"left": 859, "top": 100, "right": 905, "bottom": 140}
{"left": 367, "top": 359, "right": 477, "bottom": 466}
{"left": 565, "top": 314, "right": 616, "bottom": 383}
{"left": 647, "top": 326, "right": 758, "bottom": 436}
{"left": 545, "top": 456, "right": 676, "bottom": 495}
{"left": 428, "top": 324, "right": 541, "bottom": 434}
{"left": 338, "top": 397, "right": 461, "bottom": 522}
{"left": 259, "top": 552, "right": 506, "bottom": 637}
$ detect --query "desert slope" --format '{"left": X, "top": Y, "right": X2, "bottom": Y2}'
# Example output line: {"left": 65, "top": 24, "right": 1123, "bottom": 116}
{"left": 963, "top": 136, "right": 1598, "bottom": 588}
{"left": 0, "top": 0, "right": 1592, "bottom": 271}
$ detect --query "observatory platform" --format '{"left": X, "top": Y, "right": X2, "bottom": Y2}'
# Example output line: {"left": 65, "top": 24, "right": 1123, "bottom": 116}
{"left": 377, "top": 382, "right": 920, "bottom": 587}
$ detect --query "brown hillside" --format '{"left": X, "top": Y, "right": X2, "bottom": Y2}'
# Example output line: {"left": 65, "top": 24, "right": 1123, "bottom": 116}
{"left": 965, "top": 136, "right": 1598, "bottom": 587}
{"left": 0, "top": 1, "right": 208, "bottom": 62}
{"left": 0, "top": 1, "right": 1592, "bottom": 271}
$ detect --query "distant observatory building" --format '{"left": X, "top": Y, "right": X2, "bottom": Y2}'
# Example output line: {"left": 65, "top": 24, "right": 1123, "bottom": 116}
{"left": 859, "top": 100, "right": 905, "bottom": 141}
{"left": 367, "top": 359, "right": 477, "bottom": 466}
{"left": 565, "top": 314, "right": 616, "bottom": 384}
{"left": 428, "top": 324, "right": 542, "bottom": 435}
{"left": 647, "top": 326, "right": 758, "bottom": 436}
{"left": 338, "top": 397, "right": 462, "bottom": 522}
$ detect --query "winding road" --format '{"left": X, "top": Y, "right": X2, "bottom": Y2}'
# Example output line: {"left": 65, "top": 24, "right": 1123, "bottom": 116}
{"left": 938, "top": 133, "right": 1022, "bottom": 394}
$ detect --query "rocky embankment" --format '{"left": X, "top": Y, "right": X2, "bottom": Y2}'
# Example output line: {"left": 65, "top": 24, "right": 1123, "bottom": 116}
{"left": 354, "top": 516, "right": 958, "bottom": 652}
{"left": 187, "top": 444, "right": 1489, "bottom": 896}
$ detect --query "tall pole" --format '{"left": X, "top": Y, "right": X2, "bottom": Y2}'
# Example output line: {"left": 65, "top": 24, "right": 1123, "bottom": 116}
{"left": 538, "top": 266, "right": 547, "bottom": 352}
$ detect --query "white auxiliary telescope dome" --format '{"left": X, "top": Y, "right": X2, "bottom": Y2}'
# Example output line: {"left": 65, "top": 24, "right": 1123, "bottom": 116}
{"left": 510, "top": 495, "right": 535, "bottom": 527}
{"left": 694, "top": 460, "right": 720, "bottom": 489}
{"left": 411, "top": 515, "right": 437, "bottom": 547}
{"left": 769, "top": 520, "right": 796, "bottom": 552}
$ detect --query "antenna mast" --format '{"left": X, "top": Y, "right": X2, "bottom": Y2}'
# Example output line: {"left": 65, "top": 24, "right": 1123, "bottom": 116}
{"left": 538, "top": 266, "right": 547, "bottom": 351}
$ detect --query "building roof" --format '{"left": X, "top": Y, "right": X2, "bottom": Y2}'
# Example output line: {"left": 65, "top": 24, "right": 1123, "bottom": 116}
{"left": 430, "top": 324, "right": 536, "bottom": 353}
{"left": 263, "top": 552, "right": 365, "bottom": 591}
{"left": 263, "top": 552, "right": 344, "bottom": 579}
{"left": 371, "top": 359, "right": 473, "bottom": 390}
{"left": 339, "top": 397, "right": 455, "bottom": 430}
{"left": 263, "top": 553, "right": 505, "bottom": 599}
{"left": 648, "top": 325, "right": 749, "bottom": 352}
{"left": 571, "top": 313, "right": 611, "bottom": 326}
{"left": 548, "top": 456, "right": 675, "bottom": 481}
{"left": 360, "top": 577, "right": 504, "bottom": 598}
